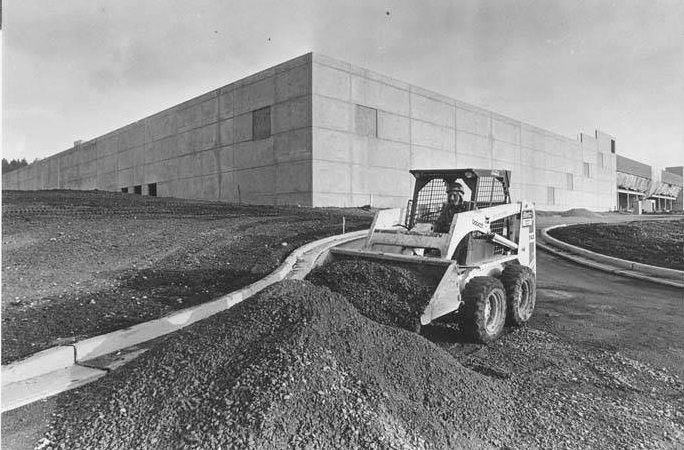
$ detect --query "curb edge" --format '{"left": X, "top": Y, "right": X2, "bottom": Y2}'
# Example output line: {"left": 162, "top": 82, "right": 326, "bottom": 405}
{"left": 1, "top": 229, "right": 368, "bottom": 410}
{"left": 539, "top": 225, "right": 683, "bottom": 289}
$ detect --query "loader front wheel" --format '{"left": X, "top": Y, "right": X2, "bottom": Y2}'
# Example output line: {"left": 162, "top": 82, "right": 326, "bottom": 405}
{"left": 501, "top": 265, "right": 536, "bottom": 326}
{"left": 460, "top": 277, "right": 507, "bottom": 343}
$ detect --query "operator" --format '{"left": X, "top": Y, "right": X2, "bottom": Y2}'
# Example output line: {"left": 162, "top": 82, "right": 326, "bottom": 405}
{"left": 432, "top": 181, "right": 467, "bottom": 233}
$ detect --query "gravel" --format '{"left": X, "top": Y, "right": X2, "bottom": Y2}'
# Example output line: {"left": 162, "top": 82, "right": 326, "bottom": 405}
{"left": 40, "top": 277, "right": 684, "bottom": 449}
{"left": 457, "top": 327, "right": 684, "bottom": 449}
{"left": 306, "top": 259, "right": 440, "bottom": 331}
{"left": 43, "top": 280, "right": 510, "bottom": 449}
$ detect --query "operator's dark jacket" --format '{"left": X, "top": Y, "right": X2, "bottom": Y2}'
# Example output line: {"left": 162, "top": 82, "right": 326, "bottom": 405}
{"left": 433, "top": 202, "right": 468, "bottom": 233}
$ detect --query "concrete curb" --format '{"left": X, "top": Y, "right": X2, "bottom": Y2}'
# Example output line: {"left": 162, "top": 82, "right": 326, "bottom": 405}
{"left": 539, "top": 225, "right": 684, "bottom": 289}
{"left": 1, "top": 229, "right": 367, "bottom": 412}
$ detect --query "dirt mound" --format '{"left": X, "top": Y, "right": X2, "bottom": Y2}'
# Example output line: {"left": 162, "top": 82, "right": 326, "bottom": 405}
{"left": 44, "top": 280, "right": 509, "bottom": 449}
{"left": 306, "top": 259, "right": 439, "bottom": 332}
{"left": 558, "top": 208, "right": 601, "bottom": 218}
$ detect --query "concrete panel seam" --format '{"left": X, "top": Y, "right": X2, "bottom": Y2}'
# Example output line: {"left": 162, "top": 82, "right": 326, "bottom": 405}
{"left": 313, "top": 57, "right": 409, "bottom": 92}
{"left": 313, "top": 93, "right": 412, "bottom": 120}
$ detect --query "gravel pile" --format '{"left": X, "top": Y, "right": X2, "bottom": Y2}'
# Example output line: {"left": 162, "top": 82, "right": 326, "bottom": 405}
{"left": 306, "top": 259, "right": 439, "bottom": 332}
{"left": 43, "top": 280, "right": 510, "bottom": 449}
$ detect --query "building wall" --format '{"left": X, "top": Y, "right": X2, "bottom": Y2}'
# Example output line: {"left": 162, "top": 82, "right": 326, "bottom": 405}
{"left": 5, "top": 52, "right": 619, "bottom": 211}
{"left": 617, "top": 155, "right": 652, "bottom": 178}
{"left": 311, "top": 53, "right": 616, "bottom": 211}
{"left": 3, "top": 54, "right": 314, "bottom": 206}
{"left": 665, "top": 167, "right": 684, "bottom": 210}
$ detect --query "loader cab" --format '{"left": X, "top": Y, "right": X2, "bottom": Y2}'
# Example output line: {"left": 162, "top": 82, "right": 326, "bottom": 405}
{"left": 407, "top": 169, "right": 511, "bottom": 230}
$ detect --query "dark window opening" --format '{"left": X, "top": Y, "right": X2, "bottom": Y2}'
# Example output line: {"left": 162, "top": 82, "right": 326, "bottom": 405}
{"left": 121, "top": 187, "right": 129, "bottom": 193}
{"left": 547, "top": 186, "right": 556, "bottom": 205}
{"left": 134, "top": 185, "right": 142, "bottom": 195}
{"left": 611, "top": 139, "right": 616, "bottom": 154}
{"left": 252, "top": 106, "right": 271, "bottom": 140}
{"left": 355, "top": 104, "right": 378, "bottom": 137}
{"left": 148, "top": 183, "right": 157, "bottom": 197}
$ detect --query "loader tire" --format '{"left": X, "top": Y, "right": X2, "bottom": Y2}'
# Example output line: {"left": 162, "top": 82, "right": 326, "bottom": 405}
{"left": 460, "top": 277, "right": 507, "bottom": 343}
{"left": 501, "top": 265, "right": 536, "bottom": 326}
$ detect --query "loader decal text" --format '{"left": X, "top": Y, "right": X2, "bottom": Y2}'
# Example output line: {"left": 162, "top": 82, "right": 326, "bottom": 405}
{"left": 521, "top": 210, "right": 534, "bottom": 228}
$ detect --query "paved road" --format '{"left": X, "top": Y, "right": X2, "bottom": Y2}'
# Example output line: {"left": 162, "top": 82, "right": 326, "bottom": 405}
{"left": 3, "top": 248, "right": 682, "bottom": 450}
{"left": 532, "top": 249, "right": 684, "bottom": 379}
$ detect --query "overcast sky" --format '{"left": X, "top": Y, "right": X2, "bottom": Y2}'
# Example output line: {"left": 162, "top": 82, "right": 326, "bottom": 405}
{"left": 2, "top": 0, "right": 683, "bottom": 170}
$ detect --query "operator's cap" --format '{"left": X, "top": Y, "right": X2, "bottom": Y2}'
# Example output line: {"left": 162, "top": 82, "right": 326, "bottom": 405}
{"left": 446, "top": 181, "right": 465, "bottom": 194}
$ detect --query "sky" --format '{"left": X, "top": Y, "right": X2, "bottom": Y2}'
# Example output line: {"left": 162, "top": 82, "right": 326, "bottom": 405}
{"left": 2, "top": 0, "right": 683, "bottom": 170}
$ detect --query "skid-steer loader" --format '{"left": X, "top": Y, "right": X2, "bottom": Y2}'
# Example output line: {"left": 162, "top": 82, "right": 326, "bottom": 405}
{"left": 321, "top": 169, "right": 536, "bottom": 343}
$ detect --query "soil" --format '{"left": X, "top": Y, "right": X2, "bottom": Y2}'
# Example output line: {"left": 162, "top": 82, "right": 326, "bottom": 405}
{"left": 548, "top": 219, "right": 684, "bottom": 270}
{"left": 1, "top": 190, "right": 372, "bottom": 364}
{"left": 306, "top": 259, "right": 440, "bottom": 331}
{"left": 38, "top": 279, "right": 684, "bottom": 449}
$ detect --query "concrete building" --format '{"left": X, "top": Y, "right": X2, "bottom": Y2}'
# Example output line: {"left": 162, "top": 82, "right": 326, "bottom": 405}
{"left": 3, "top": 53, "right": 618, "bottom": 211}
{"left": 616, "top": 155, "right": 652, "bottom": 211}
{"left": 616, "top": 156, "right": 683, "bottom": 212}
{"left": 664, "top": 166, "right": 683, "bottom": 211}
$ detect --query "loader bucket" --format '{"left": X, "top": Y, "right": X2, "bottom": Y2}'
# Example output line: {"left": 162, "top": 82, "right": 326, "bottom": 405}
{"left": 312, "top": 244, "right": 465, "bottom": 327}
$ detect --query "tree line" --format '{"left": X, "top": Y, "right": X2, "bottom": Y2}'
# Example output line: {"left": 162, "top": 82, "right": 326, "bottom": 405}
{"left": 2, "top": 158, "right": 29, "bottom": 174}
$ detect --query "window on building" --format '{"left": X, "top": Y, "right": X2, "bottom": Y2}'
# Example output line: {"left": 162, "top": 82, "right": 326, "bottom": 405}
{"left": 547, "top": 186, "right": 556, "bottom": 205}
{"left": 121, "top": 187, "right": 128, "bottom": 193}
{"left": 583, "top": 162, "right": 591, "bottom": 178}
{"left": 252, "top": 106, "right": 271, "bottom": 140}
{"left": 134, "top": 185, "right": 142, "bottom": 195}
{"left": 566, "top": 173, "right": 574, "bottom": 190}
{"left": 597, "top": 153, "right": 604, "bottom": 169}
{"left": 355, "top": 105, "right": 377, "bottom": 137}
{"left": 611, "top": 139, "right": 616, "bottom": 154}
{"left": 148, "top": 183, "right": 157, "bottom": 197}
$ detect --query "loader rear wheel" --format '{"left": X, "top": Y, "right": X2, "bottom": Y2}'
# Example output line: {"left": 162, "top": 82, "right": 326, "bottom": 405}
{"left": 501, "top": 265, "right": 536, "bottom": 326}
{"left": 460, "top": 277, "right": 507, "bottom": 343}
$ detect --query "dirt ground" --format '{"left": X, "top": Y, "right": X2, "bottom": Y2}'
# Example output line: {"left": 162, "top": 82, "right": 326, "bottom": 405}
{"left": 1, "top": 190, "right": 372, "bottom": 364}
{"left": 548, "top": 218, "right": 684, "bottom": 270}
{"left": 2, "top": 195, "right": 683, "bottom": 449}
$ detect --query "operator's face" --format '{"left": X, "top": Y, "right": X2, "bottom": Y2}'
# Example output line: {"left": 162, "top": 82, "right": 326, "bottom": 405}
{"left": 447, "top": 191, "right": 462, "bottom": 205}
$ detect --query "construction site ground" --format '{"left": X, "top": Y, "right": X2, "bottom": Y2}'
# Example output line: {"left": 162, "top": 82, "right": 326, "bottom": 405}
{"left": 1, "top": 190, "right": 373, "bottom": 364}
{"left": 547, "top": 217, "right": 684, "bottom": 270}
{"left": 2, "top": 192, "right": 683, "bottom": 449}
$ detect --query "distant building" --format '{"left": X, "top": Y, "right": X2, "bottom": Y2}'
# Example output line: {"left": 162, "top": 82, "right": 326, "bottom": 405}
{"left": 615, "top": 156, "right": 682, "bottom": 212}
{"left": 0, "top": 52, "right": 632, "bottom": 212}
{"left": 664, "top": 166, "right": 683, "bottom": 210}
{"left": 616, "top": 156, "right": 652, "bottom": 211}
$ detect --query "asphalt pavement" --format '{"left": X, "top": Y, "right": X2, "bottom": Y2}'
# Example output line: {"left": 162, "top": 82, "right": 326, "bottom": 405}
{"left": 532, "top": 250, "right": 684, "bottom": 379}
